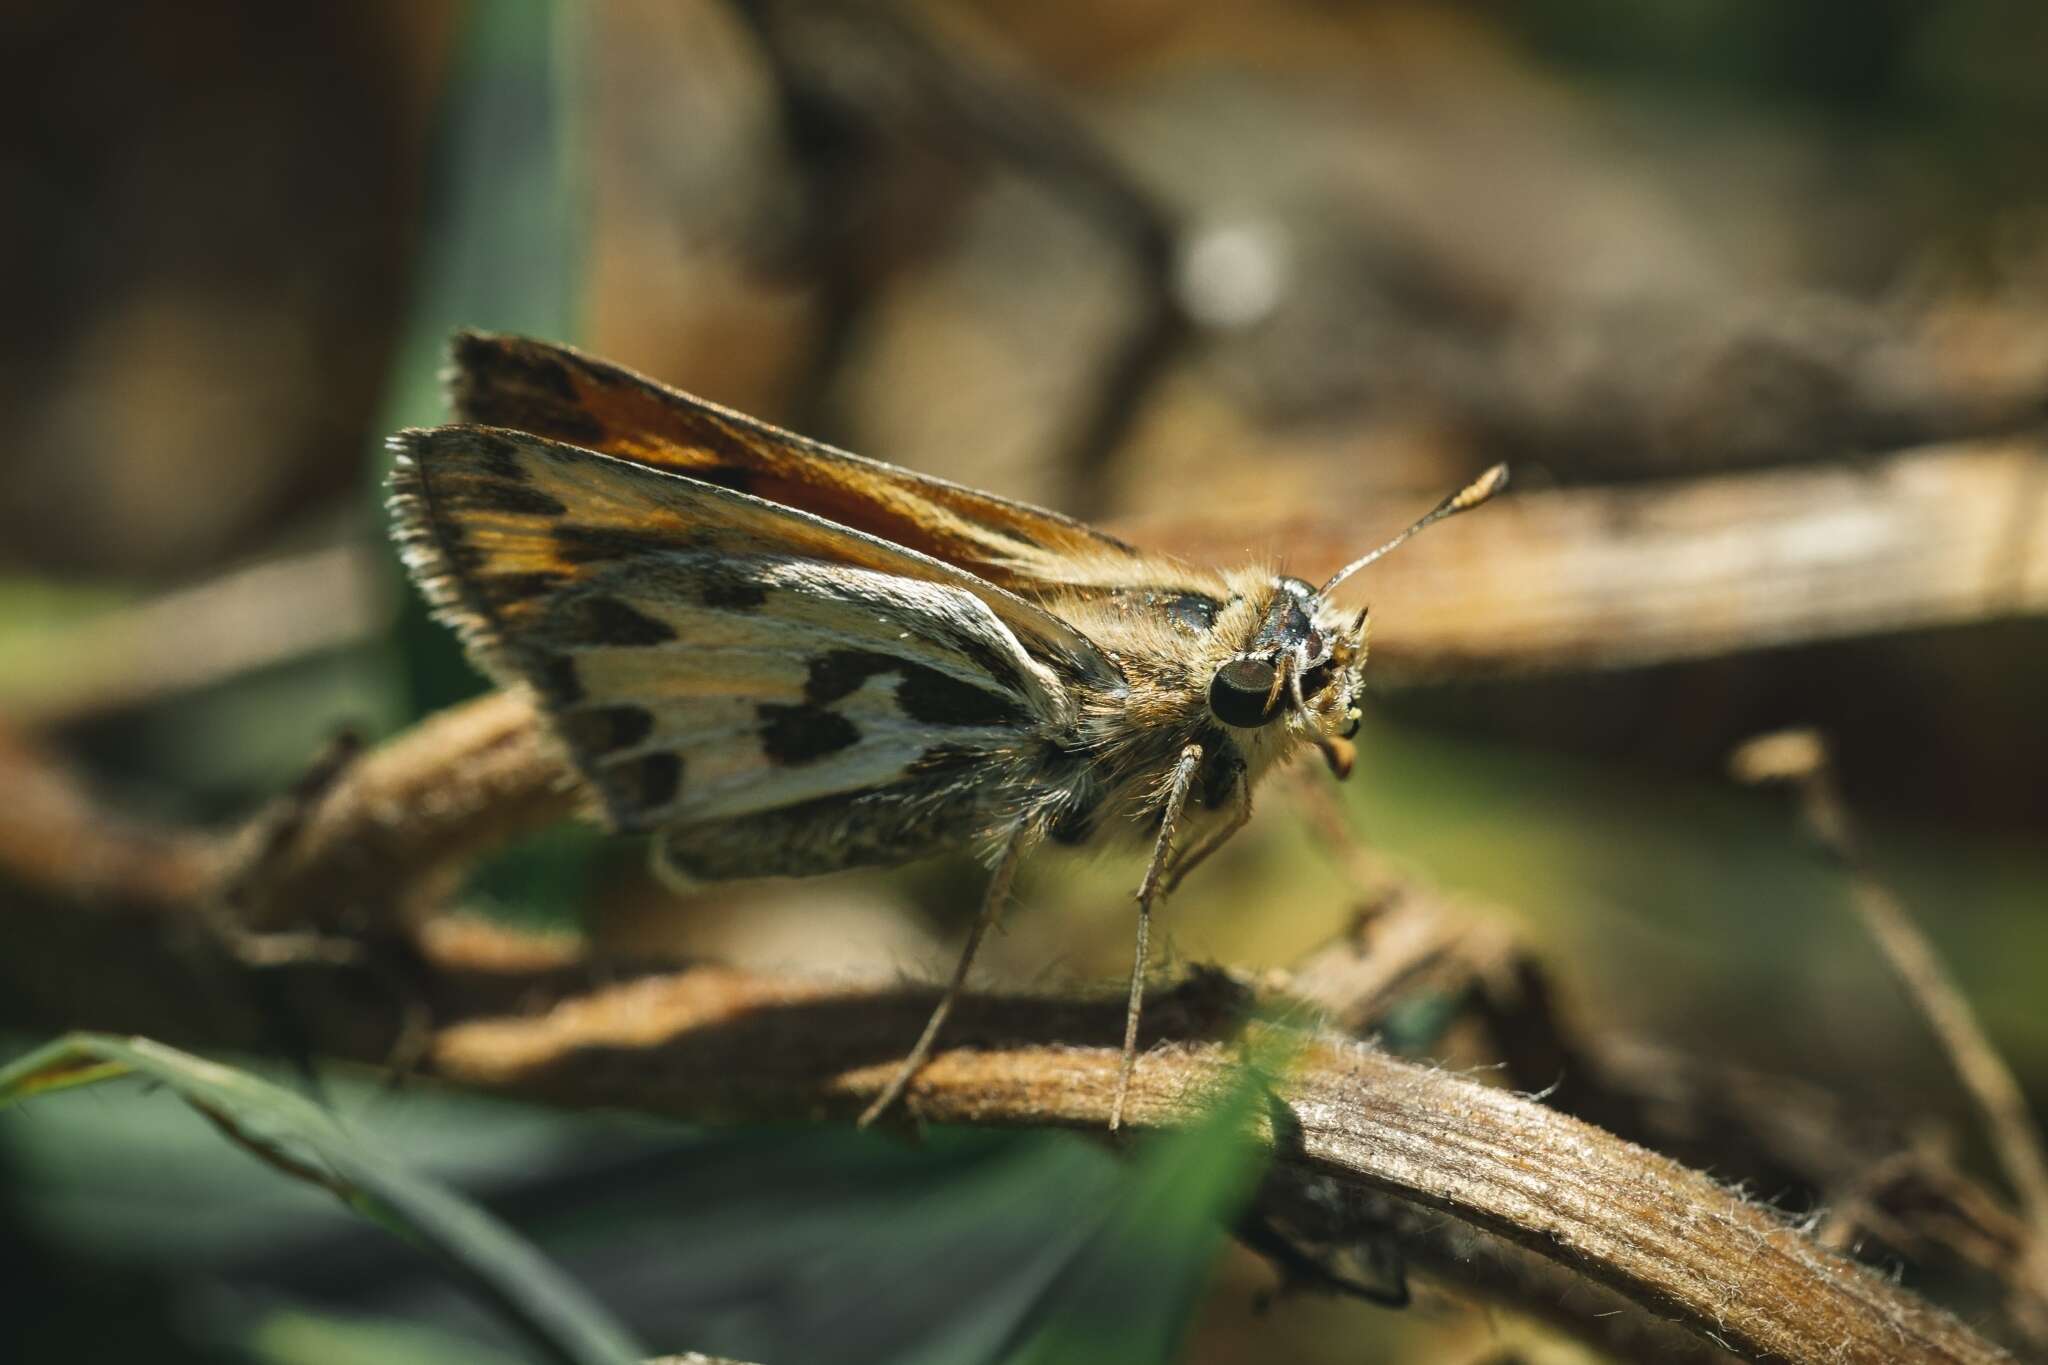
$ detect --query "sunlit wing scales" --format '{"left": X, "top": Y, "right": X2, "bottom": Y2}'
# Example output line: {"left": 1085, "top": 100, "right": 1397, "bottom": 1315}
{"left": 390, "top": 334, "right": 1508, "bottom": 1129}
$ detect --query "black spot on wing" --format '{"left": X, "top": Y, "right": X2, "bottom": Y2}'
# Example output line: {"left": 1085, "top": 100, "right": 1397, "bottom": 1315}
{"left": 473, "top": 571, "right": 572, "bottom": 610}
{"left": 938, "top": 630, "right": 1029, "bottom": 700}
{"left": 679, "top": 464, "right": 758, "bottom": 496}
{"left": 494, "top": 401, "right": 606, "bottom": 447}
{"left": 799, "top": 650, "right": 1027, "bottom": 740}
{"left": 699, "top": 573, "right": 768, "bottom": 609}
{"left": 433, "top": 536, "right": 490, "bottom": 578}
{"left": 630, "top": 557, "right": 770, "bottom": 612}
{"left": 513, "top": 349, "right": 578, "bottom": 401}
{"left": 534, "top": 654, "right": 583, "bottom": 706}
{"left": 462, "top": 430, "right": 530, "bottom": 482}
{"left": 457, "top": 333, "right": 579, "bottom": 400}
{"left": 553, "top": 594, "right": 676, "bottom": 646}
{"left": 552, "top": 523, "right": 696, "bottom": 564}
{"left": 804, "top": 650, "right": 902, "bottom": 705}
{"left": 896, "top": 665, "right": 1028, "bottom": 728}
{"left": 557, "top": 704, "right": 655, "bottom": 756}
{"left": 670, "top": 407, "right": 818, "bottom": 490}
{"left": 452, "top": 336, "right": 608, "bottom": 445}
{"left": 601, "top": 750, "right": 682, "bottom": 816}
{"left": 758, "top": 704, "right": 861, "bottom": 765}
{"left": 439, "top": 474, "right": 568, "bottom": 518}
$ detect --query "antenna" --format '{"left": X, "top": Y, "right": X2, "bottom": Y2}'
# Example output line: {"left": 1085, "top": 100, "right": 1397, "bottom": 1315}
{"left": 1317, "top": 463, "right": 1508, "bottom": 598}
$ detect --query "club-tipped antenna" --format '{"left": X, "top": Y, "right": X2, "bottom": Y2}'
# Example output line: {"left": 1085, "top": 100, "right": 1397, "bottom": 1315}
{"left": 1317, "top": 463, "right": 1509, "bottom": 598}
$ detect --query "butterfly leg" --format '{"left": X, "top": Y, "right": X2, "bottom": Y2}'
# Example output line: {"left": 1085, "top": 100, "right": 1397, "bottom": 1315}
{"left": 1111, "top": 742, "right": 1204, "bottom": 1133}
{"left": 858, "top": 828, "right": 1028, "bottom": 1128}
{"left": 1162, "top": 775, "right": 1252, "bottom": 896}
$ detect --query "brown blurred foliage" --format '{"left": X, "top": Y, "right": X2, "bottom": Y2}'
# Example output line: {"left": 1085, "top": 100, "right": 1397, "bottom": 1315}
{"left": 7, "top": 0, "right": 2047, "bottom": 824}
{"left": 4, "top": 5, "right": 2047, "bottom": 1359}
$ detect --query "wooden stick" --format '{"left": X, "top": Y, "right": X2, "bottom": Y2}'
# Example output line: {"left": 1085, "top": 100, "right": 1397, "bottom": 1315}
{"left": 1134, "top": 437, "right": 2048, "bottom": 678}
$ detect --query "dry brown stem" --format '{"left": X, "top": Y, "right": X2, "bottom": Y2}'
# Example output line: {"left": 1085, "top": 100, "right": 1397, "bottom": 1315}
{"left": 0, "top": 703, "right": 2033, "bottom": 1362}
{"left": 1734, "top": 728, "right": 2048, "bottom": 1341}
{"left": 1277, "top": 821, "right": 2048, "bottom": 1349}
{"left": 0, "top": 900, "right": 2011, "bottom": 1365}
{"left": 0, "top": 689, "right": 571, "bottom": 946}
{"left": 0, "top": 793, "right": 2015, "bottom": 1361}
{"left": 1135, "top": 436, "right": 2048, "bottom": 679}
{"left": 430, "top": 964, "right": 2022, "bottom": 1365}
{"left": 232, "top": 689, "right": 578, "bottom": 934}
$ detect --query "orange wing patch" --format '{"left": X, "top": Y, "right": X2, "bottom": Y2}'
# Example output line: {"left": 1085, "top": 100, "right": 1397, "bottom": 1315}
{"left": 445, "top": 331, "right": 1222, "bottom": 602}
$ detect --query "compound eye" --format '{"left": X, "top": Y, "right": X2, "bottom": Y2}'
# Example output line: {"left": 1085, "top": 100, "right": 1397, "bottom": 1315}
{"left": 1209, "top": 656, "right": 1281, "bottom": 728}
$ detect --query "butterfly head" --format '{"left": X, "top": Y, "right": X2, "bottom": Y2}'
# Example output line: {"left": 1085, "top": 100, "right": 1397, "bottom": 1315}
{"left": 1204, "top": 463, "right": 1509, "bottom": 778}
{"left": 1205, "top": 576, "right": 1368, "bottom": 777}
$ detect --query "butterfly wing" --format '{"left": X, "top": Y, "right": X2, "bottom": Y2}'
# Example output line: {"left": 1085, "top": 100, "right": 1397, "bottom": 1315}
{"left": 390, "top": 427, "right": 1106, "bottom": 872}
{"left": 444, "top": 330, "right": 1223, "bottom": 601}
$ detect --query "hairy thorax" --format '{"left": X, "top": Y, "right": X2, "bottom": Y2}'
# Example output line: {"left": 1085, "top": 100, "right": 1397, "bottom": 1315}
{"left": 1030, "top": 563, "right": 1362, "bottom": 851}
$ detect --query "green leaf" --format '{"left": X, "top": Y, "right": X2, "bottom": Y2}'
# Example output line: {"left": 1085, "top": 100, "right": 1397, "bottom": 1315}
{"left": 368, "top": 0, "right": 599, "bottom": 922}
{"left": 0, "top": 1035, "right": 642, "bottom": 1365}
{"left": 996, "top": 1040, "right": 1285, "bottom": 1365}
{"left": 240, "top": 1304, "right": 530, "bottom": 1365}
{"left": 376, "top": 0, "right": 585, "bottom": 722}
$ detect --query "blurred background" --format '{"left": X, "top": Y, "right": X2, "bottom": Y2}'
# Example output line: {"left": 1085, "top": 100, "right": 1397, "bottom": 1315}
{"left": 3, "top": 2, "right": 2046, "bottom": 1362}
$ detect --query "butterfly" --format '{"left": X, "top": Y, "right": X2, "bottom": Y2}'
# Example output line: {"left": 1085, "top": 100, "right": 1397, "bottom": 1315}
{"left": 388, "top": 331, "right": 1506, "bottom": 1129}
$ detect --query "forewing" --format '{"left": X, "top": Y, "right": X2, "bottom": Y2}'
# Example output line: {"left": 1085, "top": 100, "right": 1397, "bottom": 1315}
{"left": 389, "top": 426, "right": 1093, "bottom": 835}
{"left": 445, "top": 330, "right": 1224, "bottom": 601}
